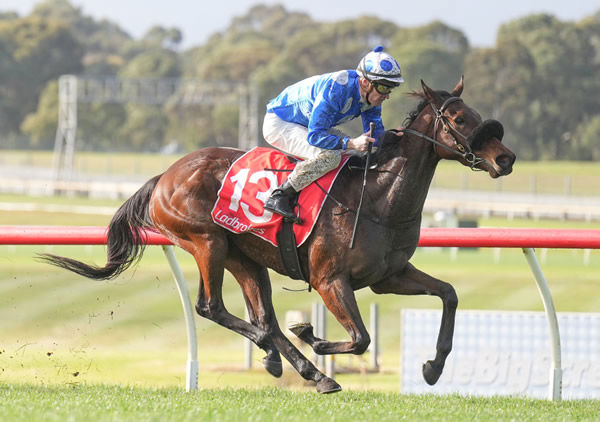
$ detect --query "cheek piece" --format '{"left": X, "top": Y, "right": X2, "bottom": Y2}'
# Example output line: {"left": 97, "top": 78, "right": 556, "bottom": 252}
{"left": 466, "top": 119, "right": 504, "bottom": 150}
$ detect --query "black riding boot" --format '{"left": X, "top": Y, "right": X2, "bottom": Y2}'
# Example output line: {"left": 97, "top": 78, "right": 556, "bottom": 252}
{"left": 347, "top": 152, "right": 378, "bottom": 171}
{"left": 264, "top": 180, "right": 299, "bottom": 221}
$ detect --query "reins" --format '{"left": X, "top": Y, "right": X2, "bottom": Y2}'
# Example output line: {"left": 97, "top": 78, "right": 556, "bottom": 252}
{"left": 269, "top": 95, "right": 493, "bottom": 238}
{"left": 313, "top": 178, "right": 418, "bottom": 231}
{"left": 402, "top": 96, "right": 487, "bottom": 170}
{"left": 402, "top": 128, "right": 485, "bottom": 170}
{"left": 316, "top": 96, "right": 494, "bottom": 231}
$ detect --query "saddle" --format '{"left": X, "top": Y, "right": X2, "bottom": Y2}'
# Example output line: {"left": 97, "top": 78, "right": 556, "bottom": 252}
{"left": 211, "top": 147, "right": 350, "bottom": 283}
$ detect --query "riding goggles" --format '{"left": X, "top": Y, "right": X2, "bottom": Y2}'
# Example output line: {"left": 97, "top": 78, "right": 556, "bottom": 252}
{"left": 371, "top": 81, "right": 395, "bottom": 95}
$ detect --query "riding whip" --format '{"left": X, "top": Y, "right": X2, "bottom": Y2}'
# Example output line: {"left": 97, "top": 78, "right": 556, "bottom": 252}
{"left": 349, "top": 122, "right": 375, "bottom": 248}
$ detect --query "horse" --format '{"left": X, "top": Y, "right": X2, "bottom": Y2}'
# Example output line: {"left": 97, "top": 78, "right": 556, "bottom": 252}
{"left": 41, "top": 78, "right": 516, "bottom": 394}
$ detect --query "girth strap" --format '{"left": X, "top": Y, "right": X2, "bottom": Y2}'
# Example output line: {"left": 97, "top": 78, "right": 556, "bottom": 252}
{"left": 276, "top": 220, "right": 308, "bottom": 284}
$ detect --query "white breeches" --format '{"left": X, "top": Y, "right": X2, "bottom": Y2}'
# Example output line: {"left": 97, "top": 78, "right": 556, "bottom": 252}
{"left": 262, "top": 112, "right": 346, "bottom": 190}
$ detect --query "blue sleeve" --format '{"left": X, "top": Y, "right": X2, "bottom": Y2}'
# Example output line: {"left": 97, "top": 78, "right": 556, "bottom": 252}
{"left": 306, "top": 83, "right": 345, "bottom": 149}
{"left": 361, "top": 106, "right": 385, "bottom": 144}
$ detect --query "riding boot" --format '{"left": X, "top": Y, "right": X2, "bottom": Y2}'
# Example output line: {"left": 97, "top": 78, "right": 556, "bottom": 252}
{"left": 348, "top": 152, "right": 378, "bottom": 170}
{"left": 264, "top": 180, "right": 299, "bottom": 221}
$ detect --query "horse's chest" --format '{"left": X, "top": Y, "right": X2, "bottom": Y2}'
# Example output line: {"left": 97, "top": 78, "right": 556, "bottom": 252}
{"left": 354, "top": 229, "right": 418, "bottom": 282}
{"left": 391, "top": 229, "right": 419, "bottom": 251}
{"left": 383, "top": 226, "right": 421, "bottom": 271}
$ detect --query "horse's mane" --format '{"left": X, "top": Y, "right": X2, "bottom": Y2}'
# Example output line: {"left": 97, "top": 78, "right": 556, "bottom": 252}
{"left": 377, "top": 89, "right": 452, "bottom": 153}
{"left": 403, "top": 89, "right": 452, "bottom": 127}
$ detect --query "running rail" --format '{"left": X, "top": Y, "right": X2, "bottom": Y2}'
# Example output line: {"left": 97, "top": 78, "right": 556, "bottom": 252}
{"left": 2, "top": 226, "right": 600, "bottom": 399}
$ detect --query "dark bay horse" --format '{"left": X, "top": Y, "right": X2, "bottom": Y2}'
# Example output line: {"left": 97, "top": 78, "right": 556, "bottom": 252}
{"left": 42, "top": 78, "right": 515, "bottom": 393}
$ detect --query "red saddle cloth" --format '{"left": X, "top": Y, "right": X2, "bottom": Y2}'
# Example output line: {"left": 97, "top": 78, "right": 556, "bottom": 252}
{"left": 211, "top": 147, "right": 349, "bottom": 246}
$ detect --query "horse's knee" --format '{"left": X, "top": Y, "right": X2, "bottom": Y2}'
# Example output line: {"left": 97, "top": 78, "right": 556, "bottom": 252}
{"left": 353, "top": 332, "right": 371, "bottom": 355}
{"left": 257, "top": 313, "right": 278, "bottom": 332}
{"left": 441, "top": 283, "right": 458, "bottom": 309}
{"left": 254, "top": 328, "right": 274, "bottom": 348}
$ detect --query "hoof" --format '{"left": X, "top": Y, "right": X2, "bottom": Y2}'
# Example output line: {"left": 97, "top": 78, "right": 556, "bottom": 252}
{"left": 422, "top": 360, "right": 442, "bottom": 385}
{"left": 263, "top": 357, "right": 282, "bottom": 378}
{"left": 316, "top": 377, "right": 342, "bottom": 394}
{"left": 289, "top": 322, "right": 312, "bottom": 338}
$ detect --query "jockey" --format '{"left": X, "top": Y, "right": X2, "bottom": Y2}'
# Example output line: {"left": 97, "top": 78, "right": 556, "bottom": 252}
{"left": 263, "top": 45, "right": 404, "bottom": 221}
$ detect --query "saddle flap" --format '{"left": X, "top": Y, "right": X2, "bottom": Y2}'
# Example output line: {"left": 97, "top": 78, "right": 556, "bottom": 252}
{"left": 211, "top": 147, "right": 349, "bottom": 247}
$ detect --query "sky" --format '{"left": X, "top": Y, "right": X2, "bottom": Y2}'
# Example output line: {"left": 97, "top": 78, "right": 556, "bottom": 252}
{"left": 1, "top": 0, "right": 599, "bottom": 49}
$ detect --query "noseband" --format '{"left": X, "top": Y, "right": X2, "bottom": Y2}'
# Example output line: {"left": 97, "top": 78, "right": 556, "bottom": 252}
{"left": 403, "top": 96, "right": 501, "bottom": 170}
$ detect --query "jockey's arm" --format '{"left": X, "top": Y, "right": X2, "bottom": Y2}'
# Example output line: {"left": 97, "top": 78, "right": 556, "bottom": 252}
{"left": 306, "top": 96, "right": 346, "bottom": 150}
{"left": 307, "top": 101, "right": 376, "bottom": 152}
{"left": 361, "top": 106, "right": 385, "bottom": 144}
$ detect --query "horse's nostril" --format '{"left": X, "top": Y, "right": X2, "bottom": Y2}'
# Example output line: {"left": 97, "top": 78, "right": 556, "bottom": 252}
{"left": 496, "top": 153, "right": 515, "bottom": 170}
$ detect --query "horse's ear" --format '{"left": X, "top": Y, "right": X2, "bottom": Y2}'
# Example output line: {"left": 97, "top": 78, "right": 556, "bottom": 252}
{"left": 451, "top": 76, "right": 464, "bottom": 97}
{"left": 421, "top": 80, "right": 439, "bottom": 104}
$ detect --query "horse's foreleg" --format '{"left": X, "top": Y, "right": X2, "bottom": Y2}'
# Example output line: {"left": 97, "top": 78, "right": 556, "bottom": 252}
{"left": 292, "top": 278, "right": 371, "bottom": 355}
{"left": 370, "top": 262, "right": 458, "bottom": 385}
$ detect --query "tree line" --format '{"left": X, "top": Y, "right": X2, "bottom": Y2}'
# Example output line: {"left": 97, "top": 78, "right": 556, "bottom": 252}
{"left": 1, "top": 0, "right": 599, "bottom": 160}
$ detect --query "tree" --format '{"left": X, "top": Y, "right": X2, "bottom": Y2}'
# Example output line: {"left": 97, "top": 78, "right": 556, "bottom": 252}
{"left": 77, "top": 103, "right": 127, "bottom": 151}
{"left": 194, "top": 38, "right": 280, "bottom": 82}
{"left": 119, "top": 48, "right": 181, "bottom": 79}
{"left": 496, "top": 14, "right": 600, "bottom": 159}
{"left": 20, "top": 81, "right": 59, "bottom": 148}
{"left": 142, "top": 26, "right": 182, "bottom": 50}
{"left": 464, "top": 39, "right": 538, "bottom": 158}
{"left": 572, "top": 116, "right": 600, "bottom": 160}
{"left": 30, "top": 0, "right": 132, "bottom": 77}
{"left": 109, "top": 47, "right": 182, "bottom": 151}
{"left": 381, "top": 21, "right": 469, "bottom": 129}
{"left": 0, "top": 16, "right": 83, "bottom": 135}
{"left": 30, "top": 0, "right": 131, "bottom": 57}
{"left": 118, "top": 104, "right": 168, "bottom": 151}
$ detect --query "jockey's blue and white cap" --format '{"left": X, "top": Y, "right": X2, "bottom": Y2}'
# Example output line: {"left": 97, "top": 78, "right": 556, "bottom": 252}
{"left": 356, "top": 45, "right": 404, "bottom": 86}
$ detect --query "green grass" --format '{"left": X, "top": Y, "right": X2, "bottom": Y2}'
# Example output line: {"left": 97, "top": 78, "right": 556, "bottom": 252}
{"left": 1, "top": 384, "right": 598, "bottom": 421}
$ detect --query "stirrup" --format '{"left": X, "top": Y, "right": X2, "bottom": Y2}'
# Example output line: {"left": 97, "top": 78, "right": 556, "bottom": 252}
{"left": 264, "top": 197, "right": 301, "bottom": 223}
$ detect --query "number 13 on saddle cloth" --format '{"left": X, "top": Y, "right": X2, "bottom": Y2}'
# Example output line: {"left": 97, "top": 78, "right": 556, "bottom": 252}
{"left": 211, "top": 147, "right": 349, "bottom": 246}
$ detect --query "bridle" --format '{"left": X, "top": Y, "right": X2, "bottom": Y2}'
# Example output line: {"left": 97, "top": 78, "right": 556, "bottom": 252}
{"left": 402, "top": 96, "right": 487, "bottom": 170}
{"left": 320, "top": 95, "right": 504, "bottom": 227}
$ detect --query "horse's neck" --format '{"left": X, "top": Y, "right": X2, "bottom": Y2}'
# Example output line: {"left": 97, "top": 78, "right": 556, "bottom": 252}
{"left": 373, "top": 119, "right": 440, "bottom": 222}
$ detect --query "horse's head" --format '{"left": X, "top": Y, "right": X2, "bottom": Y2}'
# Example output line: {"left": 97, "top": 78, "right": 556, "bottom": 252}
{"left": 419, "top": 78, "right": 516, "bottom": 178}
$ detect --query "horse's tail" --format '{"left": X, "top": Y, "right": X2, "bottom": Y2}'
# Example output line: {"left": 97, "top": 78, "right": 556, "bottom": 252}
{"left": 39, "top": 174, "right": 162, "bottom": 280}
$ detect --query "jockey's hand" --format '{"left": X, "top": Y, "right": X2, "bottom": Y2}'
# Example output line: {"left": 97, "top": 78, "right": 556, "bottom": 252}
{"left": 347, "top": 133, "right": 376, "bottom": 152}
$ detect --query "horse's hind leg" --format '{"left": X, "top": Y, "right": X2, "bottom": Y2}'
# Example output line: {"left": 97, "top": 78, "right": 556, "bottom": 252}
{"left": 183, "top": 235, "right": 339, "bottom": 391}
{"left": 225, "top": 248, "right": 282, "bottom": 377}
{"left": 178, "top": 235, "right": 281, "bottom": 376}
{"left": 370, "top": 262, "right": 458, "bottom": 385}
{"left": 226, "top": 247, "right": 341, "bottom": 393}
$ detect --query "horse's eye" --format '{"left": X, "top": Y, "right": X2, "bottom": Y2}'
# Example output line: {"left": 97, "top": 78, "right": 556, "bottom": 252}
{"left": 455, "top": 117, "right": 465, "bottom": 125}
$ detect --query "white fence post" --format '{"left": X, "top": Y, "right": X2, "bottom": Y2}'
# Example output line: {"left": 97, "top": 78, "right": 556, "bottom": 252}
{"left": 522, "top": 247, "right": 562, "bottom": 401}
{"left": 312, "top": 303, "right": 326, "bottom": 370}
{"left": 370, "top": 303, "right": 379, "bottom": 370}
{"left": 161, "top": 245, "right": 198, "bottom": 392}
{"left": 244, "top": 307, "right": 253, "bottom": 370}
